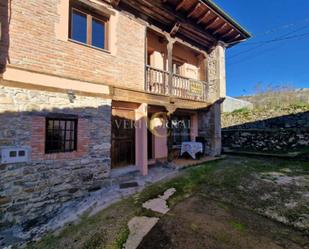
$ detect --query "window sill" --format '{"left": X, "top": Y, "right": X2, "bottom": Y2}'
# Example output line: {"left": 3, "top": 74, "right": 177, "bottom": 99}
{"left": 45, "top": 150, "right": 77, "bottom": 155}
{"left": 68, "top": 38, "right": 111, "bottom": 54}
{"left": 42, "top": 150, "right": 85, "bottom": 161}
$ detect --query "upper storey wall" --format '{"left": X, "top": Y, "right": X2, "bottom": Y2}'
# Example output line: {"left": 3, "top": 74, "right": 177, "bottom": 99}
{"left": 4, "top": 0, "right": 145, "bottom": 91}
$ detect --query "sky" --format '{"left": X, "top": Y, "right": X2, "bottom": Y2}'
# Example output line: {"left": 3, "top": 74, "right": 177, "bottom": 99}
{"left": 212, "top": 0, "right": 309, "bottom": 97}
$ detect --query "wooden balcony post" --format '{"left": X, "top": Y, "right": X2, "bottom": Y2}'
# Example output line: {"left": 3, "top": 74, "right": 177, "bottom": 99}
{"left": 167, "top": 36, "right": 175, "bottom": 95}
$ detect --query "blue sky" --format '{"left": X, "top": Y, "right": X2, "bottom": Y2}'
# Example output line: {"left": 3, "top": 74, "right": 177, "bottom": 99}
{"left": 212, "top": 0, "right": 309, "bottom": 96}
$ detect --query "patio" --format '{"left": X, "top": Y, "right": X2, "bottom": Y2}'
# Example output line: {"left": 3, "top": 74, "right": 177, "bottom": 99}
{"left": 171, "top": 156, "right": 224, "bottom": 169}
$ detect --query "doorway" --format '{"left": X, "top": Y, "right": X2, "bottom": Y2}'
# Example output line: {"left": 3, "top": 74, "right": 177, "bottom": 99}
{"left": 148, "top": 129, "right": 153, "bottom": 160}
{"left": 111, "top": 107, "right": 136, "bottom": 168}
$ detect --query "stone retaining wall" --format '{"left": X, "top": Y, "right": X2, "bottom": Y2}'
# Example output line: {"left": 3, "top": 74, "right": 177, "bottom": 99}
{"left": 0, "top": 85, "right": 111, "bottom": 234}
{"left": 222, "top": 128, "right": 309, "bottom": 152}
{"left": 222, "top": 111, "right": 309, "bottom": 153}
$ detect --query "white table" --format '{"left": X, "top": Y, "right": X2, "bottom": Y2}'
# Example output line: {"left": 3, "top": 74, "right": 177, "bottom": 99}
{"left": 180, "top": 142, "right": 203, "bottom": 159}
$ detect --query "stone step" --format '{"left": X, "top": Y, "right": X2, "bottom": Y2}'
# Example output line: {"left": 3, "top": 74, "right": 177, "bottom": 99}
{"left": 119, "top": 182, "right": 139, "bottom": 189}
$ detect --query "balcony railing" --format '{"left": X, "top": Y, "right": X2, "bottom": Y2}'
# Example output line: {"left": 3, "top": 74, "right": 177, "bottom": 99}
{"left": 145, "top": 66, "right": 169, "bottom": 95}
{"left": 146, "top": 65, "right": 207, "bottom": 101}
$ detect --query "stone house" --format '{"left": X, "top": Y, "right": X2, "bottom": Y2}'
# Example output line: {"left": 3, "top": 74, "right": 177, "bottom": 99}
{"left": 0, "top": 0, "right": 250, "bottom": 238}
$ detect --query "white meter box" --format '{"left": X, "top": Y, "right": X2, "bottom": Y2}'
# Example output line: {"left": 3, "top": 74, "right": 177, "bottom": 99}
{"left": 0, "top": 147, "right": 30, "bottom": 164}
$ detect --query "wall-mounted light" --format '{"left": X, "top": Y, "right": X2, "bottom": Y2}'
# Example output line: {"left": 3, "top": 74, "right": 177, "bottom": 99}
{"left": 67, "top": 90, "right": 76, "bottom": 103}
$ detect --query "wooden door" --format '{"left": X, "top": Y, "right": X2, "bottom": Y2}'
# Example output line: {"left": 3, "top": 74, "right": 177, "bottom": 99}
{"left": 111, "top": 108, "right": 136, "bottom": 168}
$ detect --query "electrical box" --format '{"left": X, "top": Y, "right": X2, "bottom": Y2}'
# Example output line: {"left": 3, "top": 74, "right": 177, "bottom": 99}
{"left": 0, "top": 147, "right": 30, "bottom": 164}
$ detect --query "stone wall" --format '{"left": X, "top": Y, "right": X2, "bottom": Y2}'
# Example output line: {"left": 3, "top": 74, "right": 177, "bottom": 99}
{"left": 206, "top": 43, "right": 226, "bottom": 101}
{"left": 223, "top": 128, "right": 309, "bottom": 152}
{"left": 0, "top": 85, "right": 111, "bottom": 234}
{"left": 222, "top": 110, "right": 309, "bottom": 153}
{"left": 198, "top": 102, "right": 222, "bottom": 156}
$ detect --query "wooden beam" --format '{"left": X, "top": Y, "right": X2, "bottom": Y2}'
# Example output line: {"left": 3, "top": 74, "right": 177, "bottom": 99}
{"left": 111, "top": 0, "right": 121, "bottom": 7}
{"left": 170, "top": 22, "right": 181, "bottom": 37}
{"left": 187, "top": 2, "right": 201, "bottom": 18}
{"left": 226, "top": 34, "right": 241, "bottom": 42}
{"left": 213, "top": 23, "right": 227, "bottom": 35}
{"left": 221, "top": 28, "right": 234, "bottom": 38}
{"left": 204, "top": 17, "right": 219, "bottom": 30}
{"left": 197, "top": 10, "right": 210, "bottom": 24}
{"left": 139, "top": 0, "right": 217, "bottom": 44}
{"left": 176, "top": 0, "right": 187, "bottom": 11}
{"left": 113, "top": 88, "right": 169, "bottom": 106}
{"left": 181, "top": 25, "right": 211, "bottom": 43}
{"left": 148, "top": 24, "right": 211, "bottom": 53}
{"left": 122, "top": 0, "right": 217, "bottom": 46}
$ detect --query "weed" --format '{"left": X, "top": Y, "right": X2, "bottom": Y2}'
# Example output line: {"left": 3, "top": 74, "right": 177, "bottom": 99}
{"left": 231, "top": 107, "right": 251, "bottom": 114}
{"left": 190, "top": 223, "right": 199, "bottom": 232}
{"left": 229, "top": 220, "right": 247, "bottom": 233}
{"left": 83, "top": 232, "right": 106, "bottom": 249}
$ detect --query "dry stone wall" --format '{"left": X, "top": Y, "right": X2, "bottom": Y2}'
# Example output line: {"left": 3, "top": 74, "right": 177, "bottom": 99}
{"left": 222, "top": 108, "right": 309, "bottom": 153}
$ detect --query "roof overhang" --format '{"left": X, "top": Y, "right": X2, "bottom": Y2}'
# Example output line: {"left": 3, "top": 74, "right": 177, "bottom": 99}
{"left": 118, "top": 0, "right": 251, "bottom": 51}
{"left": 164, "top": 0, "right": 251, "bottom": 46}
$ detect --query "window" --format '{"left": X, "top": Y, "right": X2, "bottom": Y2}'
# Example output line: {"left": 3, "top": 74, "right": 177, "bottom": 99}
{"left": 171, "top": 115, "right": 191, "bottom": 146}
{"left": 92, "top": 17, "right": 105, "bottom": 49}
{"left": 45, "top": 117, "right": 78, "bottom": 154}
{"left": 71, "top": 10, "right": 87, "bottom": 44}
{"left": 70, "top": 6, "right": 108, "bottom": 50}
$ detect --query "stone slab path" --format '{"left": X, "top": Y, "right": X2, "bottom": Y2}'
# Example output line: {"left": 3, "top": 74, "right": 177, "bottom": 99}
{"left": 124, "top": 188, "right": 176, "bottom": 249}
{"left": 124, "top": 217, "right": 159, "bottom": 249}
{"left": 142, "top": 188, "right": 176, "bottom": 214}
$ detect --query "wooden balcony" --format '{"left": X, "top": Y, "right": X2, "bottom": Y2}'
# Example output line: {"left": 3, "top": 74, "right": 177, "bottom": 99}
{"left": 146, "top": 65, "right": 207, "bottom": 102}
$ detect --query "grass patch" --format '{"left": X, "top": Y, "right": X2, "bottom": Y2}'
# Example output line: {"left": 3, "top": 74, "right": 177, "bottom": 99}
{"left": 26, "top": 197, "right": 136, "bottom": 249}
{"left": 229, "top": 220, "right": 247, "bottom": 233}
{"left": 107, "top": 226, "right": 130, "bottom": 249}
{"left": 288, "top": 102, "right": 309, "bottom": 110}
{"left": 231, "top": 107, "right": 251, "bottom": 114}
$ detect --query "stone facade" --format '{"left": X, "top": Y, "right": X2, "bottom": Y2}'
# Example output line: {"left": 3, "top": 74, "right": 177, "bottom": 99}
{"left": 0, "top": 85, "right": 111, "bottom": 233}
{"left": 197, "top": 43, "right": 226, "bottom": 157}
{"left": 206, "top": 43, "right": 226, "bottom": 101}
{"left": 198, "top": 102, "right": 222, "bottom": 156}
